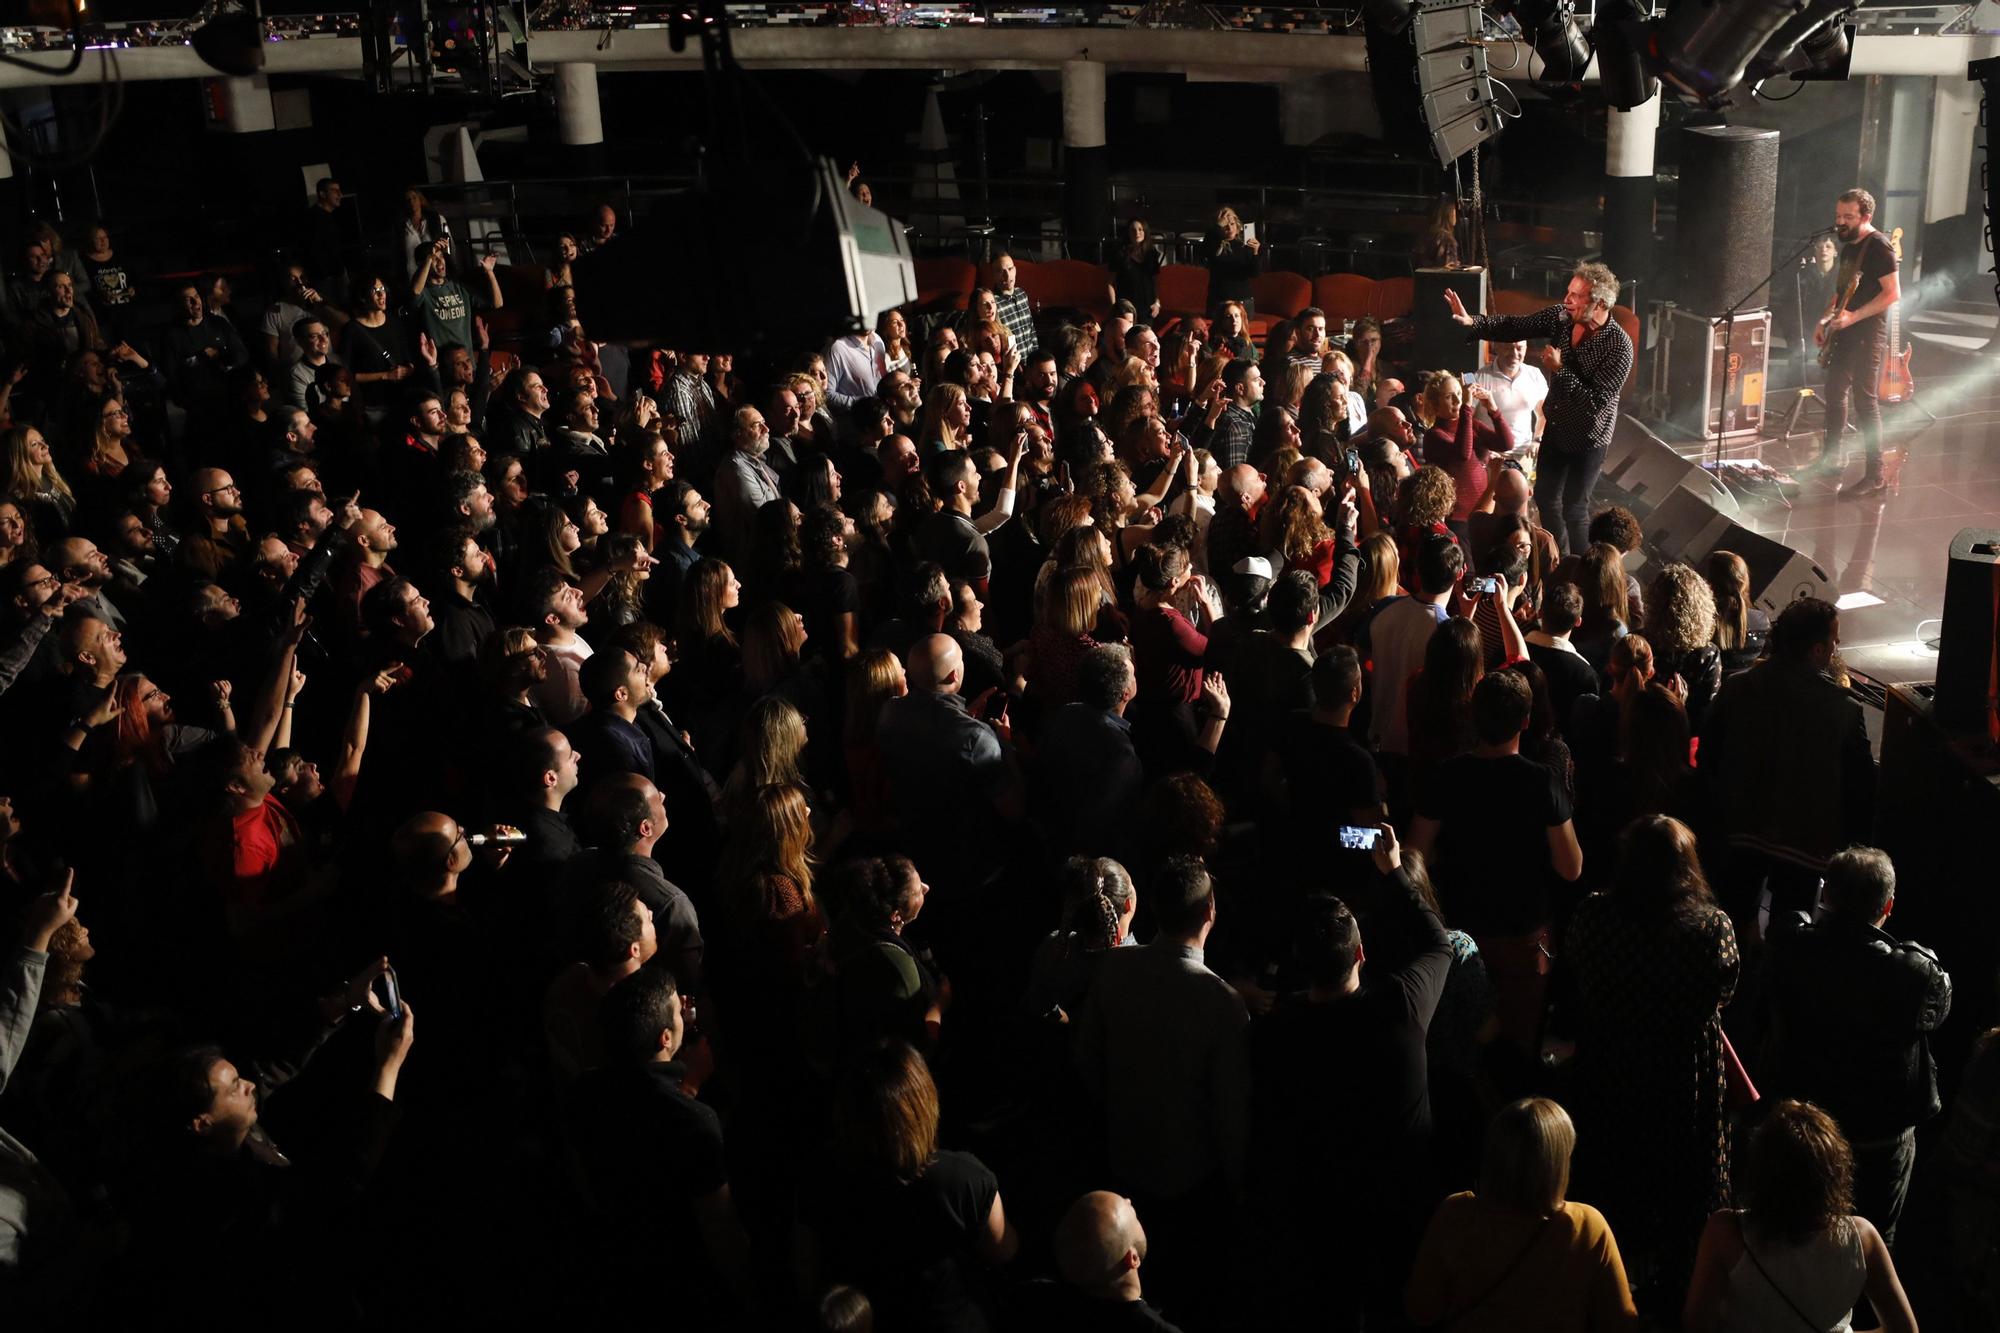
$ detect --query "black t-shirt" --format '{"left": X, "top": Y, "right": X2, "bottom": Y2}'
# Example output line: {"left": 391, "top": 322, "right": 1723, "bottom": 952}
{"left": 804, "top": 1149, "right": 1001, "bottom": 1333}
{"left": 916, "top": 510, "right": 992, "bottom": 585}
{"left": 1837, "top": 230, "right": 1897, "bottom": 339}
{"left": 784, "top": 563, "right": 862, "bottom": 664}
{"left": 1415, "top": 751, "right": 1572, "bottom": 935}
{"left": 1005, "top": 1283, "right": 1186, "bottom": 1332}
{"left": 1274, "top": 712, "right": 1381, "bottom": 817}
{"left": 568, "top": 1061, "right": 733, "bottom": 1321}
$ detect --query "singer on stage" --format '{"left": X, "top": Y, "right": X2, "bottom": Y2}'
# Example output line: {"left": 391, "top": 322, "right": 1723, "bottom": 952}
{"left": 1809, "top": 188, "right": 1901, "bottom": 499}
{"left": 1445, "top": 262, "right": 1632, "bottom": 555}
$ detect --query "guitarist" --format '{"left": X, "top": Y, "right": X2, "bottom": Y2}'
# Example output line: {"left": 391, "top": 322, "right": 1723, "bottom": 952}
{"left": 1808, "top": 188, "right": 1901, "bottom": 500}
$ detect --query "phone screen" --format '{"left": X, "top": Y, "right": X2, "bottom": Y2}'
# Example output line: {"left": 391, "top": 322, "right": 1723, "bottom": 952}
{"left": 375, "top": 966, "right": 403, "bottom": 1020}
{"left": 1337, "top": 826, "right": 1381, "bottom": 851}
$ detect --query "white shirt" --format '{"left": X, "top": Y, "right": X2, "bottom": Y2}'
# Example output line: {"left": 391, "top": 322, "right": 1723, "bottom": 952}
{"left": 1468, "top": 362, "right": 1548, "bottom": 444}
{"left": 532, "top": 637, "right": 594, "bottom": 726}
{"left": 823, "top": 333, "right": 887, "bottom": 409}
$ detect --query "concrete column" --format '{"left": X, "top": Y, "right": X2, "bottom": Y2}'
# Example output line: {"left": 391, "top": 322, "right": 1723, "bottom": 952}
{"left": 1603, "top": 93, "right": 1660, "bottom": 290}
{"left": 1061, "top": 57, "right": 1110, "bottom": 260}
{"left": 555, "top": 63, "right": 604, "bottom": 147}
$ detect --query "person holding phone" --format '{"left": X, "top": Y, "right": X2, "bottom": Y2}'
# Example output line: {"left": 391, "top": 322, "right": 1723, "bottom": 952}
{"left": 1206, "top": 206, "right": 1263, "bottom": 313}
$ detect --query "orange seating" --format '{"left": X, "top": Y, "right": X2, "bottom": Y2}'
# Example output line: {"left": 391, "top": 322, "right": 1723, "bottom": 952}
{"left": 1157, "top": 264, "right": 1211, "bottom": 319}
{"left": 1018, "top": 258, "right": 1112, "bottom": 321}
{"left": 914, "top": 257, "right": 976, "bottom": 311}
{"left": 1313, "top": 273, "right": 1375, "bottom": 325}
{"left": 1490, "top": 289, "right": 1546, "bottom": 317}
{"left": 1251, "top": 271, "right": 1312, "bottom": 321}
{"left": 1369, "top": 276, "right": 1415, "bottom": 321}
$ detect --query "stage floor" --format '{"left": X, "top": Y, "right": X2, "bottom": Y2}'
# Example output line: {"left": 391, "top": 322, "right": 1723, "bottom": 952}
{"left": 1731, "top": 297, "right": 2000, "bottom": 687}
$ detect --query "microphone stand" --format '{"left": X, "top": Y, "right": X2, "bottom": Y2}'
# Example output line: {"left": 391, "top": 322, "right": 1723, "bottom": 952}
{"left": 1709, "top": 228, "right": 1835, "bottom": 472}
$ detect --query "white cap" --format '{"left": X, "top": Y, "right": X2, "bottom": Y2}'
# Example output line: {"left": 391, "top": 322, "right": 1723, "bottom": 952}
{"left": 1232, "top": 556, "right": 1275, "bottom": 580}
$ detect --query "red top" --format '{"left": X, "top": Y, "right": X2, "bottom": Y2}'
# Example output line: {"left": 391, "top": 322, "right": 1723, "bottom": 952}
{"left": 1130, "top": 603, "right": 1208, "bottom": 705}
{"left": 1286, "top": 538, "right": 1337, "bottom": 588}
{"left": 206, "top": 796, "right": 302, "bottom": 910}
{"left": 1425, "top": 404, "right": 1515, "bottom": 522}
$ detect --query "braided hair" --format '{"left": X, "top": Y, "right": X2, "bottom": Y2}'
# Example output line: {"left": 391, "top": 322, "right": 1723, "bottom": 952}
{"left": 1052, "top": 856, "right": 1136, "bottom": 960}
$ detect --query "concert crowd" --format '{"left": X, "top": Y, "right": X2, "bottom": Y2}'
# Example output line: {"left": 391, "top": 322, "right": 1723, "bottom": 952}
{"left": 0, "top": 183, "right": 1990, "bottom": 1332}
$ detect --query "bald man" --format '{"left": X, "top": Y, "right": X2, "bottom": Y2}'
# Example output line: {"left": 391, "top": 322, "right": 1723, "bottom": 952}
{"left": 179, "top": 467, "right": 251, "bottom": 582}
{"left": 1036, "top": 1191, "right": 1182, "bottom": 1328}
{"left": 875, "top": 632, "right": 1022, "bottom": 889}
{"left": 1207, "top": 464, "right": 1269, "bottom": 587}
{"left": 392, "top": 811, "right": 474, "bottom": 903}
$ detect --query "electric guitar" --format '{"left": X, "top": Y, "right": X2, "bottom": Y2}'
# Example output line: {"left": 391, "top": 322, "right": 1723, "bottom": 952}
{"left": 1817, "top": 264, "right": 1859, "bottom": 369}
{"left": 1877, "top": 227, "right": 1916, "bottom": 402}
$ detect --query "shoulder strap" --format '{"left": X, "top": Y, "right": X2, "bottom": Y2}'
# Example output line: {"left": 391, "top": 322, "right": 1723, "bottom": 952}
{"left": 1430, "top": 1213, "right": 1554, "bottom": 1330}
{"left": 1740, "top": 1233, "right": 1826, "bottom": 1333}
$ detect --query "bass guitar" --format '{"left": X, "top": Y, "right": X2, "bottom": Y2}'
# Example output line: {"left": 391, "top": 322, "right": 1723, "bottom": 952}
{"left": 1878, "top": 226, "right": 1916, "bottom": 403}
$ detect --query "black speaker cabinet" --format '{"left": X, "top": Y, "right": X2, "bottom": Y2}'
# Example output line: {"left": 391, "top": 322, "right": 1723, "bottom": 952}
{"left": 1674, "top": 125, "right": 1779, "bottom": 318}
{"left": 1411, "top": 266, "right": 1489, "bottom": 376}
{"left": 1934, "top": 527, "right": 2000, "bottom": 733}
{"left": 1643, "top": 487, "right": 1835, "bottom": 615}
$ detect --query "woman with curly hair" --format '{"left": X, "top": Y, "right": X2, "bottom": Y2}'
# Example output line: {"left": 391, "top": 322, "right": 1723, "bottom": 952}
{"left": 1102, "top": 383, "right": 1158, "bottom": 450}
{"left": 0, "top": 495, "right": 38, "bottom": 573}
{"left": 1643, "top": 562, "right": 1723, "bottom": 734}
{"left": 826, "top": 855, "right": 939, "bottom": 1058}
{"left": 1685, "top": 1100, "right": 1917, "bottom": 1333}
{"left": 788, "top": 502, "right": 860, "bottom": 663}
{"left": 1569, "top": 815, "right": 1739, "bottom": 1306}
{"left": 1396, "top": 464, "right": 1457, "bottom": 589}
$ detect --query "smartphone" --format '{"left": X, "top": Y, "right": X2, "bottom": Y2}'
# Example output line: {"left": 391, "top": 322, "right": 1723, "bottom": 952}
{"left": 1343, "top": 447, "right": 1362, "bottom": 477}
{"left": 1337, "top": 826, "right": 1381, "bottom": 851}
{"left": 1243, "top": 221, "right": 1258, "bottom": 244}
{"left": 1467, "top": 575, "right": 1499, "bottom": 594}
{"left": 979, "top": 691, "right": 1009, "bottom": 721}
{"left": 375, "top": 966, "right": 403, "bottom": 1021}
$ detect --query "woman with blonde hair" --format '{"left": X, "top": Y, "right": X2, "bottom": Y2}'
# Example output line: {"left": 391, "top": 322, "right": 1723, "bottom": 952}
{"left": 1643, "top": 562, "right": 1723, "bottom": 733}
{"left": 915, "top": 382, "right": 973, "bottom": 454}
{"left": 1206, "top": 204, "right": 1262, "bottom": 310}
{"left": 4, "top": 425, "right": 76, "bottom": 542}
{"left": 1029, "top": 566, "right": 1113, "bottom": 707}
{"left": 722, "top": 693, "right": 809, "bottom": 817}
{"left": 1407, "top": 1097, "right": 1638, "bottom": 1330}
{"left": 844, "top": 649, "right": 906, "bottom": 839}
{"left": 1684, "top": 1100, "right": 1917, "bottom": 1333}
{"left": 1106, "top": 354, "right": 1156, "bottom": 398}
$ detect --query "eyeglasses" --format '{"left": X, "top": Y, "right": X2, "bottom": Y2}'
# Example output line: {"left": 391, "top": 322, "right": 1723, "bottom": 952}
{"left": 205, "top": 483, "right": 240, "bottom": 496}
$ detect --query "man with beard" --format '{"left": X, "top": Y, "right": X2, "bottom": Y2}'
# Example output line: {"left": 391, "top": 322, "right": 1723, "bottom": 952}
{"left": 527, "top": 568, "right": 593, "bottom": 727}
{"left": 179, "top": 469, "right": 252, "bottom": 583}
{"left": 1018, "top": 348, "right": 1059, "bottom": 440}
{"left": 1807, "top": 187, "right": 1902, "bottom": 499}
{"left": 46, "top": 537, "right": 127, "bottom": 633}
{"left": 383, "top": 395, "right": 448, "bottom": 524}
{"left": 879, "top": 368, "right": 922, "bottom": 435}
{"left": 712, "top": 407, "right": 781, "bottom": 565}
{"left": 651, "top": 480, "right": 711, "bottom": 616}
{"left": 423, "top": 526, "right": 496, "bottom": 671}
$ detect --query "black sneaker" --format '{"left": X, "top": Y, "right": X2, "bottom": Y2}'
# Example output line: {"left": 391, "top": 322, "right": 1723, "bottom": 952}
{"left": 1839, "top": 474, "right": 1887, "bottom": 500}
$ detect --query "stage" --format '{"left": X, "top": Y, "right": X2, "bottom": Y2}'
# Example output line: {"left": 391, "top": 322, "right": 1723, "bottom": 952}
{"left": 1656, "top": 293, "right": 2000, "bottom": 689}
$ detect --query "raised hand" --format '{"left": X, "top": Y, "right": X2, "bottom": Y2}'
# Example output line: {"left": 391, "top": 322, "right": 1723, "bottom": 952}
{"left": 22, "top": 869, "right": 78, "bottom": 952}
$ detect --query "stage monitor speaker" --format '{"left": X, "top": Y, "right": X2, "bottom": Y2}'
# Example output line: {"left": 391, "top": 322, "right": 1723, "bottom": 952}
{"left": 1673, "top": 125, "right": 1779, "bottom": 317}
{"left": 1933, "top": 527, "right": 2000, "bottom": 734}
{"left": 1661, "top": 306, "right": 1772, "bottom": 439}
{"left": 1599, "top": 415, "right": 1740, "bottom": 520}
{"left": 1642, "top": 486, "right": 1834, "bottom": 615}
{"left": 1412, "top": 267, "right": 1488, "bottom": 375}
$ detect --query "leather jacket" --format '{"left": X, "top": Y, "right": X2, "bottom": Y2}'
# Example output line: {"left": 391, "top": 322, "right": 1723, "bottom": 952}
{"left": 1766, "top": 912, "right": 1952, "bottom": 1139}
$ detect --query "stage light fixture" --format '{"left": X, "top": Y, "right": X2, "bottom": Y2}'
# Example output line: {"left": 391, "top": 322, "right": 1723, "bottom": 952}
{"left": 190, "top": 8, "right": 265, "bottom": 79}
{"left": 1593, "top": 0, "right": 1660, "bottom": 110}
{"left": 1507, "top": 0, "right": 1593, "bottom": 83}
{"left": 1746, "top": 0, "right": 1856, "bottom": 83}
{"left": 1642, "top": 0, "right": 1808, "bottom": 107}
